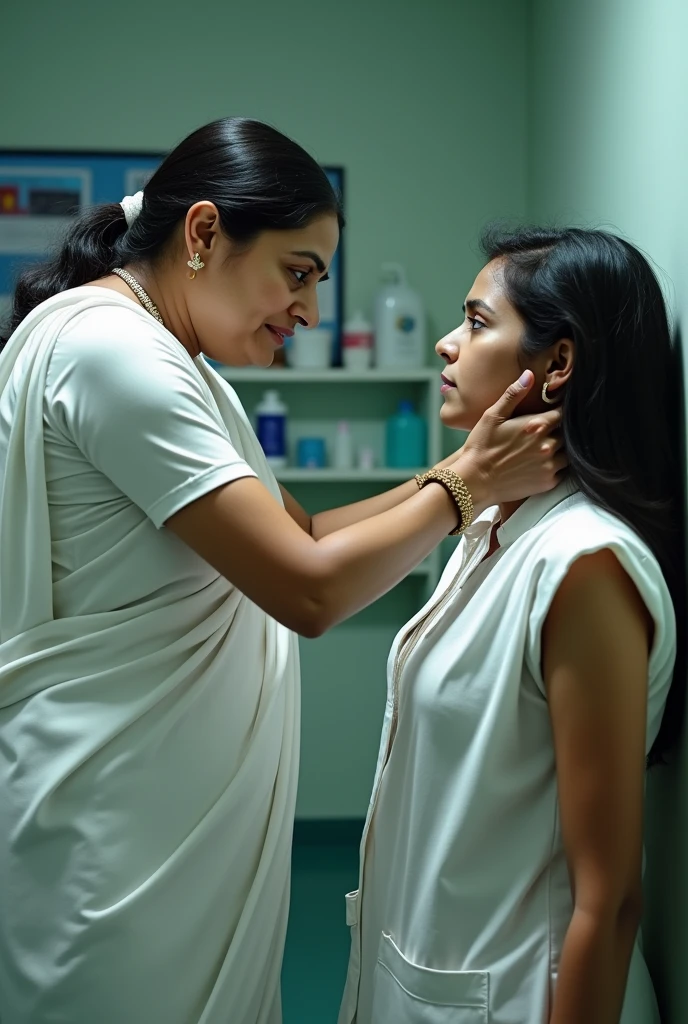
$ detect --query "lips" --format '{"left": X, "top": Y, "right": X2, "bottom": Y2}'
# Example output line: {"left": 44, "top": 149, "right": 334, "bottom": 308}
{"left": 265, "top": 324, "right": 294, "bottom": 345}
{"left": 441, "top": 373, "right": 457, "bottom": 388}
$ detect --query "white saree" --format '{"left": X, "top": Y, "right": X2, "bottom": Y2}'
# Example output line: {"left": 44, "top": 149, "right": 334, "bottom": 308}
{"left": 0, "top": 289, "right": 300, "bottom": 1024}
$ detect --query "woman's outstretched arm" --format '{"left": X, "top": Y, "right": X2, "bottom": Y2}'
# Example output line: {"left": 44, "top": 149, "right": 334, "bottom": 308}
{"left": 165, "top": 374, "right": 563, "bottom": 637}
{"left": 281, "top": 371, "right": 564, "bottom": 538}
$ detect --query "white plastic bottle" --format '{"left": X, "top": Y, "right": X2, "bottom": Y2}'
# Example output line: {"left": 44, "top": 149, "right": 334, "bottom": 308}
{"left": 374, "top": 263, "right": 426, "bottom": 368}
{"left": 357, "top": 446, "right": 375, "bottom": 471}
{"left": 333, "top": 420, "right": 354, "bottom": 470}
{"left": 341, "top": 311, "right": 374, "bottom": 370}
{"left": 255, "top": 389, "right": 288, "bottom": 468}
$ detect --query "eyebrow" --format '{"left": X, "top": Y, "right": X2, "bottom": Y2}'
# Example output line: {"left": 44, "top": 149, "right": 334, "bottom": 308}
{"left": 463, "top": 298, "right": 496, "bottom": 316}
{"left": 290, "top": 250, "right": 330, "bottom": 281}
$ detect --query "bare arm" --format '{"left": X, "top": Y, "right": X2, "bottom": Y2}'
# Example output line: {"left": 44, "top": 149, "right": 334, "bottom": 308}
{"left": 280, "top": 478, "right": 423, "bottom": 537}
{"left": 543, "top": 549, "right": 652, "bottom": 1024}
{"left": 167, "top": 469, "right": 470, "bottom": 636}
{"left": 311, "top": 479, "right": 421, "bottom": 537}
{"left": 166, "top": 372, "right": 564, "bottom": 637}
{"left": 283, "top": 376, "right": 564, "bottom": 539}
{"left": 278, "top": 485, "right": 313, "bottom": 534}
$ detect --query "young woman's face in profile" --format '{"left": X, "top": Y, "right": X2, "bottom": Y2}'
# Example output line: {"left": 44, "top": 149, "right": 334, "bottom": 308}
{"left": 436, "top": 258, "right": 549, "bottom": 430}
{"left": 188, "top": 213, "right": 340, "bottom": 367}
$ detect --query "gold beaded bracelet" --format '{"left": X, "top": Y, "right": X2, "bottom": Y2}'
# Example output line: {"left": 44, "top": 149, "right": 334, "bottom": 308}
{"left": 415, "top": 468, "right": 475, "bottom": 536}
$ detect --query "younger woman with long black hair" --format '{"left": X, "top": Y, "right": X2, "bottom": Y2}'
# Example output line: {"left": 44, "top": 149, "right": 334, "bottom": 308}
{"left": 340, "top": 227, "right": 684, "bottom": 1024}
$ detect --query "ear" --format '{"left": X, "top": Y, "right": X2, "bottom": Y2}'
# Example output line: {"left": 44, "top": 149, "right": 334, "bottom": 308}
{"left": 184, "top": 202, "right": 221, "bottom": 263}
{"left": 544, "top": 337, "right": 574, "bottom": 395}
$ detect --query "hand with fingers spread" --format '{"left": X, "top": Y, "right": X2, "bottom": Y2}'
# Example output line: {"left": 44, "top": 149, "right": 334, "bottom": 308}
{"left": 448, "top": 369, "right": 567, "bottom": 515}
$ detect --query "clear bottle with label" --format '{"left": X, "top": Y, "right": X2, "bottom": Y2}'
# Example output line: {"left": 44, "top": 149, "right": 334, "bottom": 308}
{"left": 255, "top": 389, "right": 288, "bottom": 468}
{"left": 333, "top": 420, "right": 354, "bottom": 469}
{"left": 374, "top": 264, "right": 426, "bottom": 368}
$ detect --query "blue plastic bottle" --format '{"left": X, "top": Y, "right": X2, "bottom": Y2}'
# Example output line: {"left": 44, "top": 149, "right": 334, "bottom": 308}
{"left": 255, "top": 389, "right": 288, "bottom": 468}
{"left": 385, "top": 399, "right": 427, "bottom": 468}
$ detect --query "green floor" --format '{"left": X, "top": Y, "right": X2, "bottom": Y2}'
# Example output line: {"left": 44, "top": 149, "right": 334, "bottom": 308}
{"left": 282, "top": 831, "right": 361, "bottom": 1024}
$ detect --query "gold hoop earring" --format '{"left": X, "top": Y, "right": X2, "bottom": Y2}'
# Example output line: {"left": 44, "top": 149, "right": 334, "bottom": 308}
{"left": 187, "top": 253, "right": 205, "bottom": 279}
{"left": 542, "top": 381, "right": 559, "bottom": 405}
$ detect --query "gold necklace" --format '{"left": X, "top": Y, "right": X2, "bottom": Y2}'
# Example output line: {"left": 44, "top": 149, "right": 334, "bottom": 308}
{"left": 112, "top": 267, "right": 164, "bottom": 326}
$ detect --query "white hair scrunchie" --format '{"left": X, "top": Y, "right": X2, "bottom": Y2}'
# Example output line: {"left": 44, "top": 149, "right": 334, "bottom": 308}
{"left": 120, "top": 191, "right": 144, "bottom": 228}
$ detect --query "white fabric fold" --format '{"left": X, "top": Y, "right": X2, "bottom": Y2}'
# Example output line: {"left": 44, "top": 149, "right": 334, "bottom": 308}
{"left": 0, "top": 289, "right": 300, "bottom": 1024}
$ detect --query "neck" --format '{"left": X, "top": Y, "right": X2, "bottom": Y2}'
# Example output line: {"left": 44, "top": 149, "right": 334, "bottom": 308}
{"left": 498, "top": 498, "right": 526, "bottom": 525}
{"left": 126, "top": 262, "right": 202, "bottom": 359}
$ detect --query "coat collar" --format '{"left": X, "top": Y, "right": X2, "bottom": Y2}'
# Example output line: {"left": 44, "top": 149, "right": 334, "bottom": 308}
{"left": 462, "top": 479, "right": 578, "bottom": 550}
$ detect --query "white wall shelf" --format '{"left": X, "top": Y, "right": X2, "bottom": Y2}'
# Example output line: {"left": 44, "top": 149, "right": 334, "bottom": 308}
{"left": 272, "top": 467, "right": 423, "bottom": 483}
{"left": 224, "top": 363, "right": 444, "bottom": 598}
{"left": 217, "top": 366, "right": 440, "bottom": 384}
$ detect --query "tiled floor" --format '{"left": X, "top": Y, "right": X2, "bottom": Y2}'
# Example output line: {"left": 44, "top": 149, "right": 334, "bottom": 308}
{"left": 282, "top": 840, "right": 360, "bottom": 1024}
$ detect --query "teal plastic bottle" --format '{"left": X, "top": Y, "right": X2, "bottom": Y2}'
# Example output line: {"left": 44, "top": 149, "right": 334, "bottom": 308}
{"left": 385, "top": 400, "right": 427, "bottom": 468}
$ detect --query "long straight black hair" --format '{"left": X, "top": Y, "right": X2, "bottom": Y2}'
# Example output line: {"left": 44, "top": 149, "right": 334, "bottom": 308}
{"left": 1, "top": 117, "right": 344, "bottom": 346}
{"left": 481, "top": 226, "right": 685, "bottom": 765}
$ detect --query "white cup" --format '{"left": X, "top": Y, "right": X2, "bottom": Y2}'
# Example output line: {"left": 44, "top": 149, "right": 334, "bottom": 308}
{"left": 287, "top": 326, "right": 334, "bottom": 369}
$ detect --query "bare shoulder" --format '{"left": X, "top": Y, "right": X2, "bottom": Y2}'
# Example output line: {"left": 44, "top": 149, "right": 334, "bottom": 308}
{"left": 545, "top": 546, "right": 653, "bottom": 649}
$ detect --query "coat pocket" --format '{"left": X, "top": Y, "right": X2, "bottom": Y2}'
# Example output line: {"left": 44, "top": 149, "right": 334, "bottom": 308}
{"left": 371, "top": 932, "right": 489, "bottom": 1024}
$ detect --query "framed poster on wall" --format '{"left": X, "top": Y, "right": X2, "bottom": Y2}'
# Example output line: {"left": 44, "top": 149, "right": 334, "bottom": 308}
{"left": 0, "top": 150, "right": 344, "bottom": 356}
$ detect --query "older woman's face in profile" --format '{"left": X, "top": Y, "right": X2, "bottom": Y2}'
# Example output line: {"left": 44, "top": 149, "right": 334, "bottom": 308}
{"left": 435, "top": 259, "right": 545, "bottom": 430}
{"left": 188, "top": 212, "right": 340, "bottom": 367}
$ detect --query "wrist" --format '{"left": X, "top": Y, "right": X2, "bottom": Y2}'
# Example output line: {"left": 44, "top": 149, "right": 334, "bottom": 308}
{"left": 452, "top": 452, "right": 491, "bottom": 516}
{"left": 416, "top": 468, "right": 475, "bottom": 536}
{"left": 432, "top": 450, "right": 461, "bottom": 472}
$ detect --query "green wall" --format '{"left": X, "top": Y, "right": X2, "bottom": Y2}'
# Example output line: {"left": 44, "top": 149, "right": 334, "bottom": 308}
{"left": 0, "top": 0, "right": 528, "bottom": 342}
{"left": 528, "top": 2, "right": 688, "bottom": 1020}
